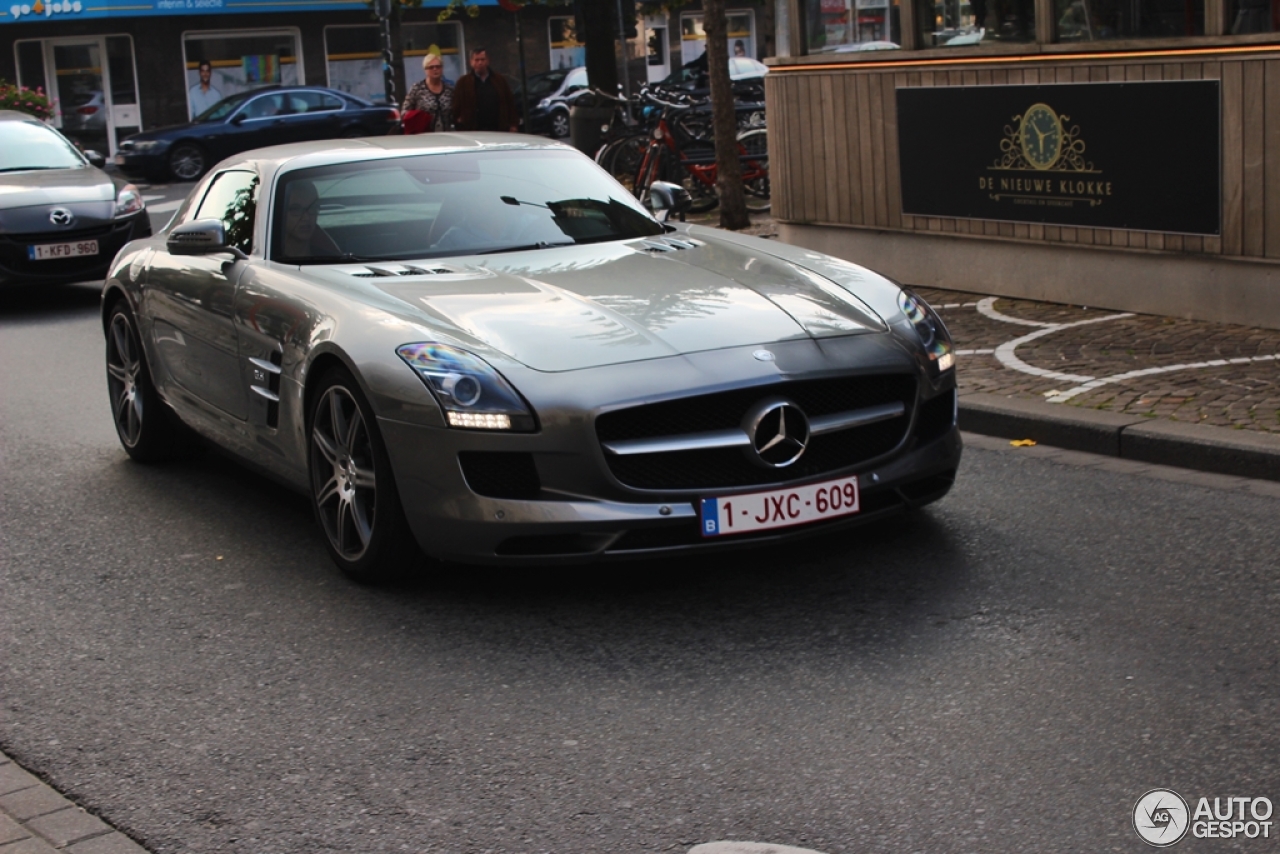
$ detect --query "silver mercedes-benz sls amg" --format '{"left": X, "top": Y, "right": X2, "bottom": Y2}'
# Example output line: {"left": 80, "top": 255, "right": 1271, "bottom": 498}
{"left": 102, "top": 135, "right": 960, "bottom": 581}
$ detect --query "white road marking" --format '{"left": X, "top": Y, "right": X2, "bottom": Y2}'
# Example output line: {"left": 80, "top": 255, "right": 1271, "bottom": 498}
{"left": 956, "top": 298, "right": 1278, "bottom": 405}
{"left": 146, "top": 199, "right": 184, "bottom": 213}
{"left": 935, "top": 302, "right": 979, "bottom": 309}
{"left": 142, "top": 194, "right": 164, "bottom": 202}
{"left": 1046, "top": 354, "right": 1280, "bottom": 402}
{"left": 994, "top": 313, "right": 1134, "bottom": 383}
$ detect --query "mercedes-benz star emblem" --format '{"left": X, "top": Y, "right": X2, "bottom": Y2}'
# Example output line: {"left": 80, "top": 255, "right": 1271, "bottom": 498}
{"left": 742, "top": 397, "right": 810, "bottom": 468}
{"left": 49, "top": 208, "right": 74, "bottom": 227}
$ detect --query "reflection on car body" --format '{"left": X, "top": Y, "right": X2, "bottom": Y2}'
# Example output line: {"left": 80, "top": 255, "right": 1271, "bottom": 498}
{"left": 101, "top": 135, "right": 960, "bottom": 583}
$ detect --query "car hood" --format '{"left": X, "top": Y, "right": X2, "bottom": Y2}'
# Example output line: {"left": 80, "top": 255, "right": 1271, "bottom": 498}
{"left": 0, "top": 167, "right": 117, "bottom": 231}
{"left": 319, "top": 233, "right": 892, "bottom": 372}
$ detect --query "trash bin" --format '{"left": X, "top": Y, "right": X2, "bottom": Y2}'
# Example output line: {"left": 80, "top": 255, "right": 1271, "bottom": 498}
{"left": 568, "top": 103, "right": 613, "bottom": 156}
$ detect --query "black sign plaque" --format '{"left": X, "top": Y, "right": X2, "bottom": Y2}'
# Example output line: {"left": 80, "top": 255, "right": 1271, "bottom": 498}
{"left": 897, "top": 81, "right": 1220, "bottom": 235}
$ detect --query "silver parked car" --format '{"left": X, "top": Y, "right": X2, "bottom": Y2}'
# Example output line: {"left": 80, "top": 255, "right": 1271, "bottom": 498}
{"left": 102, "top": 135, "right": 960, "bottom": 581}
{"left": 1, "top": 110, "right": 150, "bottom": 289}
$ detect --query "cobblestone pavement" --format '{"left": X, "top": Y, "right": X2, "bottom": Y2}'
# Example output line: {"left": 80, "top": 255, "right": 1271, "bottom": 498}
{"left": 914, "top": 288, "right": 1280, "bottom": 435}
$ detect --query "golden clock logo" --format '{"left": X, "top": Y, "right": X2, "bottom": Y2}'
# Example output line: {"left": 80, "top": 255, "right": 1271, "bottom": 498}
{"left": 979, "top": 102, "right": 1111, "bottom": 208}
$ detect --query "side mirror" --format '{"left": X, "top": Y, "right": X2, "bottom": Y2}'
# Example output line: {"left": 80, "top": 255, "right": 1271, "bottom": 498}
{"left": 83, "top": 150, "right": 106, "bottom": 168}
{"left": 167, "top": 219, "right": 248, "bottom": 260}
{"left": 230, "top": 113, "right": 246, "bottom": 125}
{"left": 648, "top": 180, "right": 693, "bottom": 223}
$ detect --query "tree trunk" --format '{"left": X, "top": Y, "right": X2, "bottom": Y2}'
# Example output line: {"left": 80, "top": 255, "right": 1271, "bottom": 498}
{"left": 702, "top": 0, "right": 749, "bottom": 230}
{"left": 583, "top": 2, "right": 619, "bottom": 96}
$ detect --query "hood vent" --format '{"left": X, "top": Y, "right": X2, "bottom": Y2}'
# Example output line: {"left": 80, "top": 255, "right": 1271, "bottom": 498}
{"left": 635, "top": 236, "right": 703, "bottom": 253}
{"left": 347, "top": 263, "right": 462, "bottom": 278}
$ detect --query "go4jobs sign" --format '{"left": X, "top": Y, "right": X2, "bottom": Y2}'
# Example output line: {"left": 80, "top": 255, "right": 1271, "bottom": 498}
{"left": 1134, "top": 789, "right": 1273, "bottom": 847}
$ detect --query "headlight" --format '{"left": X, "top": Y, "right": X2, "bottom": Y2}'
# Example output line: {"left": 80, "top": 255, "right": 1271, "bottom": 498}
{"left": 897, "top": 290, "right": 955, "bottom": 372}
{"left": 130, "top": 140, "right": 167, "bottom": 152}
{"left": 113, "top": 183, "right": 145, "bottom": 218}
{"left": 537, "top": 97, "right": 551, "bottom": 108}
{"left": 397, "top": 343, "right": 536, "bottom": 431}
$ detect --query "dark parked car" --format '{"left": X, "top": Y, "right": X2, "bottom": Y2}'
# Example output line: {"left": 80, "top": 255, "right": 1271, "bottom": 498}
{"left": 0, "top": 110, "right": 150, "bottom": 289}
{"left": 513, "top": 67, "right": 575, "bottom": 134}
{"left": 526, "top": 66, "right": 589, "bottom": 138}
{"left": 660, "top": 54, "right": 769, "bottom": 94}
{"left": 114, "top": 86, "right": 399, "bottom": 183}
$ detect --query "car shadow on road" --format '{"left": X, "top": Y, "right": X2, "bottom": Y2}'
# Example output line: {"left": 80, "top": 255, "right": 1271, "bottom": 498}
{"left": 0, "top": 281, "right": 102, "bottom": 319}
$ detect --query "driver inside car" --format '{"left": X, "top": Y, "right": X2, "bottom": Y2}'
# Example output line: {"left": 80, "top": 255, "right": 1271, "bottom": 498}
{"left": 281, "top": 179, "right": 342, "bottom": 259}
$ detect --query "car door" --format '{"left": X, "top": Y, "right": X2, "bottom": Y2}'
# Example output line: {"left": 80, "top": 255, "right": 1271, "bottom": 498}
{"left": 144, "top": 168, "right": 259, "bottom": 422}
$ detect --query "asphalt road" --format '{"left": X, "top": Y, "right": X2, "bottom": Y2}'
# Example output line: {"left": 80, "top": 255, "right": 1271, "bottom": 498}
{"left": 1, "top": 200, "right": 1278, "bottom": 854}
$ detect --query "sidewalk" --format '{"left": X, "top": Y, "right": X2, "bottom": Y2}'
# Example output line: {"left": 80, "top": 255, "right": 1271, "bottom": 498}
{"left": 0, "top": 752, "right": 145, "bottom": 854}
{"left": 690, "top": 209, "right": 1280, "bottom": 482}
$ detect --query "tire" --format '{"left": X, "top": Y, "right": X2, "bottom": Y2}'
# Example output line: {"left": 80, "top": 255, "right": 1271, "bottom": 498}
{"left": 738, "top": 128, "right": 771, "bottom": 213}
{"left": 105, "top": 301, "right": 195, "bottom": 462}
{"left": 168, "top": 143, "right": 206, "bottom": 182}
{"left": 307, "top": 366, "right": 421, "bottom": 583}
{"left": 667, "top": 141, "right": 719, "bottom": 214}
{"left": 550, "top": 109, "right": 570, "bottom": 139}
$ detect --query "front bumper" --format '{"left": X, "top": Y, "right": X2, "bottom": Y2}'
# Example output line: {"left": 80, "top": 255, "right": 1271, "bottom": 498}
{"left": 114, "top": 148, "right": 169, "bottom": 181}
{"left": 0, "top": 211, "right": 152, "bottom": 288}
{"left": 379, "top": 336, "right": 962, "bottom": 565}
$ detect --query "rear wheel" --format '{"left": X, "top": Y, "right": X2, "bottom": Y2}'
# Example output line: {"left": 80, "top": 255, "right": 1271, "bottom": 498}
{"left": 168, "top": 143, "right": 206, "bottom": 182}
{"left": 105, "top": 301, "right": 195, "bottom": 462}
{"left": 308, "top": 366, "right": 420, "bottom": 583}
{"left": 667, "top": 141, "right": 719, "bottom": 213}
{"left": 738, "top": 129, "right": 771, "bottom": 213}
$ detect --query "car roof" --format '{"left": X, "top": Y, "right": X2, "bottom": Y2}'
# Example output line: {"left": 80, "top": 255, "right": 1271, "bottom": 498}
{"left": 0, "top": 109, "right": 48, "bottom": 125}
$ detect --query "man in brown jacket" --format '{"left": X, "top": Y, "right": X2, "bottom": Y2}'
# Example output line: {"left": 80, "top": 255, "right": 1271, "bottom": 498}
{"left": 451, "top": 46, "right": 518, "bottom": 133}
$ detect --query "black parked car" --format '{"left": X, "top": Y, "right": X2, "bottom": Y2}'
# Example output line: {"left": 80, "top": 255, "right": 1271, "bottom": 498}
{"left": 114, "top": 86, "right": 399, "bottom": 183}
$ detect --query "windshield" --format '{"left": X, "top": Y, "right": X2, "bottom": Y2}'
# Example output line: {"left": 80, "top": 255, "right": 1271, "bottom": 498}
{"left": 194, "top": 90, "right": 256, "bottom": 123}
{"left": 0, "top": 121, "right": 86, "bottom": 172}
{"left": 273, "top": 148, "right": 664, "bottom": 264}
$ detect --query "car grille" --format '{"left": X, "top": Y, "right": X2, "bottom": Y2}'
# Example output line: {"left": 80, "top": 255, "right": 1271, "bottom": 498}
{"left": 595, "top": 374, "right": 916, "bottom": 491}
{"left": 459, "top": 451, "right": 541, "bottom": 499}
{"left": 0, "top": 220, "right": 139, "bottom": 279}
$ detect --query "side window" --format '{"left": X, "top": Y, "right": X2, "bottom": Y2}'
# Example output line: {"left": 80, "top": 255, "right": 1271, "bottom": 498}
{"left": 294, "top": 91, "right": 343, "bottom": 113}
{"left": 242, "top": 94, "right": 284, "bottom": 120}
{"left": 195, "top": 170, "right": 260, "bottom": 255}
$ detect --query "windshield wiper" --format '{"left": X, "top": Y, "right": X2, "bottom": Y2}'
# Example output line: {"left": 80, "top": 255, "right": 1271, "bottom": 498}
{"left": 479, "top": 240, "right": 576, "bottom": 255}
{"left": 0, "top": 166, "right": 66, "bottom": 173}
{"left": 286, "top": 252, "right": 387, "bottom": 264}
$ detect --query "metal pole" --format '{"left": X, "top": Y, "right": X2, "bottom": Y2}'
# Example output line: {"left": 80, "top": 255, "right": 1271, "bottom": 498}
{"left": 515, "top": 8, "right": 530, "bottom": 133}
{"left": 615, "top": 0, "right": 631, "bottom": 97}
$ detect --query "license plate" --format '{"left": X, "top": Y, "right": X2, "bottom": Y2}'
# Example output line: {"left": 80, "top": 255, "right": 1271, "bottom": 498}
{"left": 28, "top": 240, "right": 98, "bottom": 261}
{"left": 114, "top": 154, "right": 125, "bottom": 165}
{"left": 700, "top": 474, "right": 860, "bottom": 537}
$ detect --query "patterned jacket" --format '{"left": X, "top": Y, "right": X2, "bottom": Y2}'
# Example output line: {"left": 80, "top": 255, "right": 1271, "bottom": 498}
{"left": 402, "top": 81, "right": 455, "bottom": 132}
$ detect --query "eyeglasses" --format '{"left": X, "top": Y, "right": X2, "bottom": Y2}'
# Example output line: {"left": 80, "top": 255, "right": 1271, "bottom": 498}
{"left": 425, "top": 63, "right": 443, "bottom": 70}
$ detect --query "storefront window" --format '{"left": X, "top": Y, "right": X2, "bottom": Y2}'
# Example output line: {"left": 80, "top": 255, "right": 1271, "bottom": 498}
{"left": 182, "top": 30, "right": 301, "bottom": 121}
{"left": 805, "top": 0, "right": 903, "bottom": 52}
{"left": 925, "top": 0, "right": 1034, "bottom": 46}
{"left": 1055, "top": 0, "right": 1204, "bottom": 38}
{"left": 549, "top": 17, "right": 585, "bottom": 69}
{"left": 1226, "top": 0, "right": 1278, "bottom": 31}
{"left": 325, "top": 23, "right": 463, "bottom": 105}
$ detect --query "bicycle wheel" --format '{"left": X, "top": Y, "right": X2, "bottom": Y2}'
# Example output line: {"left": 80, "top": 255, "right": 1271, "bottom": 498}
{"left": 668, "top": 141, "right": 719, "bottom": 214}
{"left": 737, "top": 128, "right": 771, "bottom": 213}
{"left": 600, "top": 133, "right": 649, "bottom": 196}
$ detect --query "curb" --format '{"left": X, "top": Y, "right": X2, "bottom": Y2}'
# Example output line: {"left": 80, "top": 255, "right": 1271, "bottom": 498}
{"left": 958, "top": 392, "right": 1280, "bottom": 482}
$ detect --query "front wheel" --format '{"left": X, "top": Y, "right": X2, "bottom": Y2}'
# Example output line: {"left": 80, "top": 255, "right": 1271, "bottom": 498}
{"left": 308, "top": 366, "right": 421, "bottom": 583}
{"left": 550, "top": 110, "right": 571, "bottom": 139}
{"left": 105, "top": 301, "right": 195, "bottom": 462}
{"left": 168, "top": 143, "right": 206, "bottom": 182}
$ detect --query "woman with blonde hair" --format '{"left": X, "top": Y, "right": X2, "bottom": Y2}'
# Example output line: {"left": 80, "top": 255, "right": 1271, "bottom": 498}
{"left": 401, "top": 52, "right": 455, "bottom": 133}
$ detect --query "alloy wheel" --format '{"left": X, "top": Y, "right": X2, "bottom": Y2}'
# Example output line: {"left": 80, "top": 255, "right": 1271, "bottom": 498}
{"left": 311, "top": 385, "right": 379, "bottom": 562}
{"left": 106, "top": 312, "right": 144, "bottom": 447}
